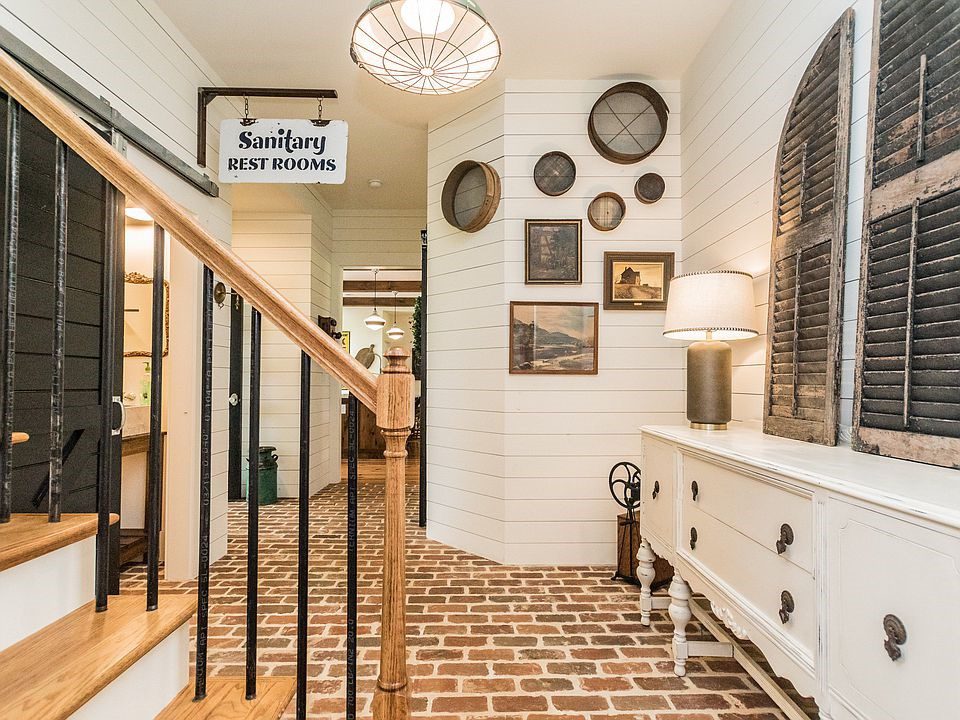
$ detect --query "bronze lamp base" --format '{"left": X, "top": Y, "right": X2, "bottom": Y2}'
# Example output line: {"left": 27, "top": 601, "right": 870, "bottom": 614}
{"left": 686, "top": 340, "right": 732, "bottom": 430}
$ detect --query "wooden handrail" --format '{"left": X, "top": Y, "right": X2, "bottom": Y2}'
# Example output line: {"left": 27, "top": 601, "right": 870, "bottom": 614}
{"left": 0, "top": 49, "right": 377, "bottom": 411}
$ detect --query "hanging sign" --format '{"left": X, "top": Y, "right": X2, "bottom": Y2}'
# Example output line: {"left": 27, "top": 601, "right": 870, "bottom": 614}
{"left": 218, "top": 119, "right": 348, "bottom": 184}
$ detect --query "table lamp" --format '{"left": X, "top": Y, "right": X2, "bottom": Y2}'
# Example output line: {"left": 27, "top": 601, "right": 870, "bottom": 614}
{"left": 662, "top": 270, "right": 758, "bottom": 430}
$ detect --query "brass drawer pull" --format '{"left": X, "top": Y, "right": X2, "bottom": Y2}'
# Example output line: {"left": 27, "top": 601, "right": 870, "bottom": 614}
{"left": 691, "top": 480, "right": 699, "bottom": 501}
{"left": 776, "top": 523, "right": 794, "bottom": 554}
{"left": 883, "top": 614, "right": 906, "bottom": 661}
{"left": 779, "top": 590, "right": 795, "bottom": 624}
{"left": 652, "top": 480, "right": 660, "bottom": 499}
{"left": 689, "top": 527, "right": 698, "bottom": 550}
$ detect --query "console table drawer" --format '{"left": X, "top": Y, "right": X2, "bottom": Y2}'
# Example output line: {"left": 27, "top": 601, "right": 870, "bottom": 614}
{"left": 682, "top": 453, "right": 814, "bottom": 574}
{"left": 641, "top": 435, "right": 676, "bottom": 547}
{"left": 683, "top": 504, "right": 815, "bottom": 659}
{"left": 829, "top": 502, "right": 960, "bottom": 720}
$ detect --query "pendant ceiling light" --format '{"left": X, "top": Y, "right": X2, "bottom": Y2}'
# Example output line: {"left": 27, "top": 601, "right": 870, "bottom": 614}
{"left": 350, "top": 0, "right": 501, "bottom": 95}
{"left": 364, "top": 269, "right": 387, "bottom": 330}
{"left": 387, "top": 291, "right": 405, "bottom": 340}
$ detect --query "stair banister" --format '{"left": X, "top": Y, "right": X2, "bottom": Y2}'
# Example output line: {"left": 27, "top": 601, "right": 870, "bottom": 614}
{"left": 0, "top": 48, "right": 377, "bottom": 411}
{"left": 0, "top": 46, "right": 416, "bottom": 718}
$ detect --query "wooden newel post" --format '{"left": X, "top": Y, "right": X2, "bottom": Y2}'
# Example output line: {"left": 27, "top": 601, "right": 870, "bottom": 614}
{"left": 373, "top": 347, "right": 413, "bottom": 720}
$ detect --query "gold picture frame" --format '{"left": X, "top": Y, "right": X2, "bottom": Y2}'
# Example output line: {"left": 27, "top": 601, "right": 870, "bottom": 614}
{"left": 123, "top": 272, "right": 170, "bottom": 357}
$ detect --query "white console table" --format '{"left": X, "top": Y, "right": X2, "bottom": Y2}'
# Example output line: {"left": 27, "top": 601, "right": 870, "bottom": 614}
{"left": 638, "top": 423, "right": 960, "bottom": 720}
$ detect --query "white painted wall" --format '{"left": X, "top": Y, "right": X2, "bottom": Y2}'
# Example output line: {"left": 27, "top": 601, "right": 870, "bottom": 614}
{"left": 0, "top": 0, "right": 241, "bottom": 577}
{"left": 426, "top": 79, "right": 685, "bottom": 564}
{"left": 680, "top": 0, "right": 874, "bottom": 440}
{"left": 233, "top": 210, "right": 337, "bottom": 497}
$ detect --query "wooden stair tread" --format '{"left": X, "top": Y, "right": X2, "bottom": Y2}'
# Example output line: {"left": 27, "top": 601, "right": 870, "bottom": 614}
{"left": 0, "top": 594, "right": 197, "bottom": 720}
{"left": 0, "top": 512, "right": 118, "bottom": 572}
{"left": 159, "top": 677, "right": 296, "bottom": 720}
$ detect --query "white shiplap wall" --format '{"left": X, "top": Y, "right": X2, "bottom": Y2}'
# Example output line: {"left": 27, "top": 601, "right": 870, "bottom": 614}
{"left": 680, "top": 0, "right": 874, "bottom": 438}
{"left": 426, "top": 79, "right": 685, "bottom": 565}
{"left": 0, "top": 0, "right": 241, "bottom": 577}
{"left": 233, "top": 209, "right": 337, "bottom": 497}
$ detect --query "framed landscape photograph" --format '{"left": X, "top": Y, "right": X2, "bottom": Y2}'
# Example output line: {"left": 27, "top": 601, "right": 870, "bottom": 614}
{"left": 525, "top": 219, "right": 582, "bottom": 284}
{"left": 509, "top": 302, "right": 598, "bottom": 375}
{"left": 603, "top": 252, "right": 675, "bottom": 311}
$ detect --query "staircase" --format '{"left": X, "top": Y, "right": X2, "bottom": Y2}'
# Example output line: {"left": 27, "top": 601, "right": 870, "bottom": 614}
{"left": 0, "top": 46, "right": 414, "bottom": 720}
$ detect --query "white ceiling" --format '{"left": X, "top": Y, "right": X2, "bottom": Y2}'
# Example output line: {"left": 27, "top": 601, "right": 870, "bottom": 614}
{"left": 157, "top": 0, "right": 732, "bottom": 210}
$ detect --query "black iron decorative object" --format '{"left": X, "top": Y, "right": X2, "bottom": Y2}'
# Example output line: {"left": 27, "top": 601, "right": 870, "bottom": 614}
{"left": 588, "top": 82, "right": 669, "bottom": 164}
{"left": 441, "top": 160, "right": 501, "bottom": 233}
{"left": 762, "top": 10, "right": 854, "bottom": 446}
{"left": 853, "top": 0, "right": 960, "bottom": 468}
{"left": 609, "top": 461, "right": 642, "bottom": 585}
{"left": 588, "top": 192, "right": 626, "bottom": 232}
{"left": 634, "top": 172, "right": 665, "bottom": 204}
{"left": 534, "top": 151, "right": 576, "bottom": 196}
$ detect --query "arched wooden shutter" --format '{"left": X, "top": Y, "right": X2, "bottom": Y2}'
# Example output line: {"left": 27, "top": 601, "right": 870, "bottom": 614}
{"left": 853, "top": 0, "right": 960, "bottom": 467}
{"left": 763, "top": 10, "right": 855, "bottom": 445}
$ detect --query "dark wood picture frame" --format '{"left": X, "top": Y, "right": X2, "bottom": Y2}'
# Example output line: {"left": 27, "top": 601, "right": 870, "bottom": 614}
{"left": 524, "top": 219, "right": 582, "bottom": 285}
{"left": 852, "top": 0, "right": 960, "bottom": 468}
{"left": 761, "top": 10, "right": 854, "bottom": 447}
{"left": 509, "top": 301, "right": 599, "bottom": 375}
{"left": 602, "top": 252, "right": 674, "bottom": 311}
{"left": 441, "top": 159, "right": 501, "bottom": 233}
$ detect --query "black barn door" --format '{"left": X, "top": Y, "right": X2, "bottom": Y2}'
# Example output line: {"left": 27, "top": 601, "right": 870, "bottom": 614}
{"left": 0, "top": 96, "right": 124, "bottom": 588}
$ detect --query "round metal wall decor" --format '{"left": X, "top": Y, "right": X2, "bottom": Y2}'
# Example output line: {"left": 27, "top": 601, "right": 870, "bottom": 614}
{"left": 441, "top": 160, "right": 501, "bottom": 233}
{"left": 588, "top": 192, "right": 626, "bottom": 232}
{"left": 588, "top": 82, "right": 669, "bottom": 164}
{"left": 635, "top": 172, "right": 666, "bottom": 204}
{"left": 534, "top": 151, "right": 576, "bottom": 196}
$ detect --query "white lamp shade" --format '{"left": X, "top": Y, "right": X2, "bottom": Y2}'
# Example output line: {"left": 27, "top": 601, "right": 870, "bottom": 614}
{"left": 386, "top": 325, "right": 405, "bottom": 340}
{"left": 364, "top": 311, "right": 386, "bottom": 330}
{"left": 663, "top": 270, "right": 758, "bottom": 341}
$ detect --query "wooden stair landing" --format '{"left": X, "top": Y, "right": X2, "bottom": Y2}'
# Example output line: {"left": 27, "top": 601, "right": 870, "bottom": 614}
{"left": 0, "top": 594, "right": 196, "bottom": 720}
{"left": 0, "top": 512, "right": 118, "bottom": 573}
{"left": 159, "top": 677, "right": 296, "bottom": 720}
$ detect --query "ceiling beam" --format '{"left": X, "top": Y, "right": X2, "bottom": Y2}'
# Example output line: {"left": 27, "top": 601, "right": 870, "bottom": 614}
{"left": 344, "top": 280, "right": 421, "bottom": 293}
{"left": 343, "top": 296, "right": 417, "bottom": 308}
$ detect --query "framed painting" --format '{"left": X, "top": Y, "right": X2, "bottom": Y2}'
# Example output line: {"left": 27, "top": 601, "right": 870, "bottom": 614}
{"left": 525, "top": 219, "right": 582, "bottom": 284}
{"left": 509, "top": 302, "right": 598, "bottom": 375}
{"left": 340, "top": 330, "right": 351, "bottom": 355}
{"left": 602, "top": 252, "right": 674, "bottom": 311}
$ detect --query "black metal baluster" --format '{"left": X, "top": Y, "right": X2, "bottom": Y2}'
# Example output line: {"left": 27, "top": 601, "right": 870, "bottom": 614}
{"left": 296, "top": 351, "right": 310, "bottom": 720}
{"left": 228, "top": 291, "right": 244, "bottom": 501}
{"left": 346, "top": 392, "right": 358, "bottom": 720}
{"left": 48, "top": 139, "right": 68, "bottom": 523}
{"left": 194, "top": 266, "right": 214, "bottom": 700}
{"left": 245, "top": 308, "right": 261, "bottom": 700}
{"left": 145, "top": 224, "right": 165, "bottom": 611}
{"left": 96, "top": 184, "right": 122, "bottom": 612}
{"left": 419, "top": 229, "right": 427, "bottom": 528}
{"left": 0, "top": 97, "right": 20, "bottom": 525}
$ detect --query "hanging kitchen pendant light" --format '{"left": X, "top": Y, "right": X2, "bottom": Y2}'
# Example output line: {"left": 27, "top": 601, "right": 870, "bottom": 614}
{"left": 386, "top": 291, "right": 405, "bottom": 340}
{"left": 350, "top": 0, "right": 501, "bottom": 95}
{"left": 364, "top": 269, "right": 387, "bottom": 330}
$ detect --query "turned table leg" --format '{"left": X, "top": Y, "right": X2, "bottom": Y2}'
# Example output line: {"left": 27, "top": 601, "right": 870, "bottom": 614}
{"left": 668, "top": 572, "right": 692, "bottom": 676}
{"left": 636, "top": 539, "right": 657, "bottom": 626}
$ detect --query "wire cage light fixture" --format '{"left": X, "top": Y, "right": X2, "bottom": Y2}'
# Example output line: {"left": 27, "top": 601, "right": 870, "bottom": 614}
{"left": 350, "top": 0, "right": 501, "bottom": 95}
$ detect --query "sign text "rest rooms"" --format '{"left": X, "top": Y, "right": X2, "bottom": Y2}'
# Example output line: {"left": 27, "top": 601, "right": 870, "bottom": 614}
{"left": 218, "top": 119, "right": 348, "bottom": 184}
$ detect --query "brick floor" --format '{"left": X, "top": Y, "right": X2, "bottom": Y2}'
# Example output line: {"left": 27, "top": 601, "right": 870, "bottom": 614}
{"left": 122, "top": 481, "right": 788, "bottom": 719}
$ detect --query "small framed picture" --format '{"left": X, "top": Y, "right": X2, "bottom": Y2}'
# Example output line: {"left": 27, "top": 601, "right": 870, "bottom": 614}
{"left": 509, "top": 301, "right": 598, "bottom": 375}
{"left": 340, "top": 330, "right": 351, "bottom": 355}
{"left": 603, "top": 252, "right": 675, "bottom": 311}
{"left": 525, "top": 219, "right": 582, "bottom": 284}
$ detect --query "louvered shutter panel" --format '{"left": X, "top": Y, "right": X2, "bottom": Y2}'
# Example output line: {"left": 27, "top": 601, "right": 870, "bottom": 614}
{"left": 854, "top": 0, "right": 960, "bottom": 467}
{"left": 763, "top": 11, "right": 855, "bottom": 445}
